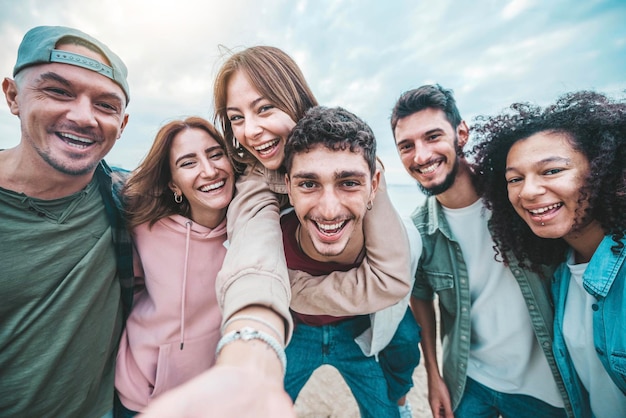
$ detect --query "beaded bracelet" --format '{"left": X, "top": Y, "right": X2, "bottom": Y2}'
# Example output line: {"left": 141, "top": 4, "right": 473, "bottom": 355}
{"left": 215, "top": 327, "right": 287, "bottom": 375}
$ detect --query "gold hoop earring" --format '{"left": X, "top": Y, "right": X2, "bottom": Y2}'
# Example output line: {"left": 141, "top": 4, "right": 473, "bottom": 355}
{"left": 174, "top": 192, "right": 183, "bottom": 204}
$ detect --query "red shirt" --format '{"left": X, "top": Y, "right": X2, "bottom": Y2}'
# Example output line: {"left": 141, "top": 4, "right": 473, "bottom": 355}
{"left": 281, "top": 211, "right": 358, "bottom": 326}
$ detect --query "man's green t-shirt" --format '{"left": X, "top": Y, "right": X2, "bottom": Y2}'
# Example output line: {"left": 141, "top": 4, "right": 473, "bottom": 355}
{"left": 0, "top": 177, "right": 122, "bottom": 417}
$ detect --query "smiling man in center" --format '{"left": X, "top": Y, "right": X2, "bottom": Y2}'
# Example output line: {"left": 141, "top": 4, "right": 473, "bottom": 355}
{"left": 281, "top": 105, "right": 422, "bottom": 418}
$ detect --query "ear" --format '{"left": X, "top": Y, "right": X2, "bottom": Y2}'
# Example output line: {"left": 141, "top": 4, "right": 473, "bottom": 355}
{"left": 285, "top": 173, "right": 295, "bottom": 206}
{"left": 456, "top": 120, "right": 470, "bottom": 147}
{"left": 116, "top": 113, "right": 130, "bottom": 140}
{"left": 168, "top": 181, "right": 180, "bottom": 195}
{"left": 369, "top": 168, "right": 381, "bottom": 202}
{"left": 3, "top": 77, "right": 20, "bottom": 116}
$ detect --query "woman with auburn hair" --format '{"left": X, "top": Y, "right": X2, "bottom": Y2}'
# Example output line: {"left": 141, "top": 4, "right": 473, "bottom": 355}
{"left": 212, "top": 44, "right": 412, "bottom": 330}
{"left": 472, "top": 91, "right": 626, "bottom": 418}
{"left": 114, "top": 117, "right": 236, "bottom": 416}
{"left": 211, "top": 45, "right": 418, "bottom": 417}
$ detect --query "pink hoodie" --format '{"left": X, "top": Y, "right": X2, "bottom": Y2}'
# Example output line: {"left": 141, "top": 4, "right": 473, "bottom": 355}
{"left": 115, "top": 214, "right": 226, "bottom": 412}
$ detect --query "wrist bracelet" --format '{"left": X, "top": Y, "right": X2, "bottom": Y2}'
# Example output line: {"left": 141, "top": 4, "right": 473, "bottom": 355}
{"left": 222, "top": 314, "right": 283, "bottom": 343}
{"left": 215, "top": 327, "right": 287, "bottom": 375}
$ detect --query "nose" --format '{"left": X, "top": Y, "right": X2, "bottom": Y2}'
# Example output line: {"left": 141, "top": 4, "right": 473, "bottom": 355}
{"left": 518, "top": 175, "right": 545, "bottom": 200}
{"left": 66, "top": 96, "right": 97, "bottom": 127}
{"left": 412, "top": 142, "right": 432, "bottom": 166}
{"left": 317, "top": 187, "right": 341, "bottom": 219}
{"left": 244, "top": 115, "right": 263, "bottom": 141}
{"left": 200, "top": 158, "right": 218, "bottom": 178}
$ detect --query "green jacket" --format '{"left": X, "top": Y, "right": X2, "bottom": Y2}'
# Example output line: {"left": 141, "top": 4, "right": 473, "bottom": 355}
{"left": 411, "top": 196, "right": 573, "bottom": 417}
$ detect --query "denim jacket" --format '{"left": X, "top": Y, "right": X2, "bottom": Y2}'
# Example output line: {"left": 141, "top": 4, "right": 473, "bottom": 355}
{"left": 412, "top": 196, "right": 573, "bottom": 416}
{"left": 552, "top": 234, "right": 626, "bottom": 418}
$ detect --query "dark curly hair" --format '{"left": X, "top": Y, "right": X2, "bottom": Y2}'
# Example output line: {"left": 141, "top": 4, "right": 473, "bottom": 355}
{"left": 284, "top": 106, "right": 377, "bottom": 176}
{"left": 470, "top": 90, "right": 626, "bottom": 273}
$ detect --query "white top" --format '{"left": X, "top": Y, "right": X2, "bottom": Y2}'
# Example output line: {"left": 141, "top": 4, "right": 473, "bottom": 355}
{"left": 355, "top": 217, "right": 422, "bottom": 357}
{"left": 563, "top": 256, "right": 626, "bottom": 418}
{"left": 442, "top": 199, "right": 563, "bottom": 407}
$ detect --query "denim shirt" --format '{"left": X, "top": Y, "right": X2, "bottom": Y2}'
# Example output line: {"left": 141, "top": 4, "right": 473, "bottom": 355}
{"left": 412, "top": 196, "right": 573, "bottom": 416}
{"left": 552, "top": 235, "right": 626, "bottom": 418}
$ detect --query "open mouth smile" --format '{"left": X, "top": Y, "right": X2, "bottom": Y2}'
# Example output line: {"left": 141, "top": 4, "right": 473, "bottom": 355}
{"left": 254, "top": 139, "right": 280, "bottom": 156}
{"left": 58, "top": 132, "right": 95, "bottom": 149}
{"left": 528, "top": 202, "right": 562, "bottom": 215}
{"left": 314, "top": 219, "right": 348, "bottom": 236}
{"left": 416, "top": 159, "right": 443, "bottom": 174}
{"left": 199, "top": 180, "right": 225, "bottom": 192}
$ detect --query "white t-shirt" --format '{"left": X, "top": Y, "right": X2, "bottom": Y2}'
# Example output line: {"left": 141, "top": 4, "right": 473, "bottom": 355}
{"left": 563, "top": 256, "right": 626, "bottom": 418}
{"left": 442, "top": 199, "right": 563, "bottom": 407}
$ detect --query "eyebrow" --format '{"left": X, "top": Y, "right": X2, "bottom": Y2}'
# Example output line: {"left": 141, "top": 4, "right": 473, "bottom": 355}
{"left": 38, "top": 71, "right": 72, "bottom": 87}
{"left": 396, "top": 127, "right": 444, "bottom": 146}
{"left": 291, "top": 170, "right": 369, "bottom": 180}
{"left": 506, "top": 156, "right": 572, "bottom": 172}
{"left": 174, "top": 145, "right": 223, "bottom": 165}
{"left": 423, "top": 127, "right": 444, "bottom": 136}
{"left": 226, "top": 96, "right": 265, "bottom": 113}
{"left": 37, "top": 71, "right": 125, "bottom": 107}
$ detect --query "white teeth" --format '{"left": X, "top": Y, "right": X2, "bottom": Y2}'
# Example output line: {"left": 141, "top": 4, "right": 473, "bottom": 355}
{"left": 418, "top": 161, "right": 440, "bottom": 174}
{"left": 316, "top": 220, "right": 346, "bottom": 232}
{"left": 529, "top": 203, "right": 562, "bottom": 215}
{"left": 200, "top": 180, "right": 225, "bottom": 192}
{"left": 60, "top": 133, "right": 94, "bottom": 144}
{"left": 255, "top": 139, "right": 279, "bottom": 153}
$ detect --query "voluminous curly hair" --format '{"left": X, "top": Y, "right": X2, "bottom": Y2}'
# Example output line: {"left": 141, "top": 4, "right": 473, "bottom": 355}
{"left": 471, "top": 90, "right": 626, "bottom": 273}
{"left": 284, "top": 106, "right": 377, "bottom": 176}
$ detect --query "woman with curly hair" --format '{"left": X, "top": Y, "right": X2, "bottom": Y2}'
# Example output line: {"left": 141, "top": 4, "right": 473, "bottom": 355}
{"left": 472, "top": 91, "right": 626, "bottom": 418}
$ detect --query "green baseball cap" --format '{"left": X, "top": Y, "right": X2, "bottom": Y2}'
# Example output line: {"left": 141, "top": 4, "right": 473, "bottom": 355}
{"left": 13, "top": 25, "right": 130, "bottom": 103}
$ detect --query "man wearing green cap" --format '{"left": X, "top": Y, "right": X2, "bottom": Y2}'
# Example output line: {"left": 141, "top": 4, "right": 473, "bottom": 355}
{"left": 0, "top": 26, "right": 131, "bottom": 417}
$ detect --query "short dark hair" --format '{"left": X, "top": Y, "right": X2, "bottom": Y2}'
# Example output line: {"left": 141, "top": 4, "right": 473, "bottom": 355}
{"left": 284, "top": 106, "right": 377, "bottom": 176}
{"left": 471, "top": 90, "right": 626, "bottom": 272}
{"left": 390, "top": 84, "right": 462, "bottom": 134}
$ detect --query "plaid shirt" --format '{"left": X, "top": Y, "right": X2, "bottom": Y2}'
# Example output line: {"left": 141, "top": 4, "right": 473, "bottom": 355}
{"left": 95, "top": 160, "right": 134, "bottom": 319}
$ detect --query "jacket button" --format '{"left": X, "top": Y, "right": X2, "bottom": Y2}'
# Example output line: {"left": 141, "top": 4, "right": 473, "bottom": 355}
{"left": 592, "top": 304, "right": 599, "bottom": 311}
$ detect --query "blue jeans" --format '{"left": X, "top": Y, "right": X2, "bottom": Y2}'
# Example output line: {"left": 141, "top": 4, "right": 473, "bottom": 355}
{"left": 378, "top": 307, "right": 421, "bottom": 402}
{"left": 285, "top": 315, "right": 400, "bottom": 418}
{"left": 455, "top": 376, "right": 567, "bottom": 418}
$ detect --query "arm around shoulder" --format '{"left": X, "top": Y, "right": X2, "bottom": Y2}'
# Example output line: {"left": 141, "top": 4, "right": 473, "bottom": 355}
{"left": 289, "top": 164, "right": 413, "bottom": 315}
{"left": 216, "top": 166, "right": 293, "bottom": 340}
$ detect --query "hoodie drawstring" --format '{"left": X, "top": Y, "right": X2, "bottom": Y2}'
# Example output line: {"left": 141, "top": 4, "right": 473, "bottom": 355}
{"left": 180, "top": 220, "right": 192, "bottom": 350}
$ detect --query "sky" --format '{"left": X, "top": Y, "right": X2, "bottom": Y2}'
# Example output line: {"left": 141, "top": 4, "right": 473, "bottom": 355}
{"left": 1, "top": 0, "right": 625, "bottom": 212}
